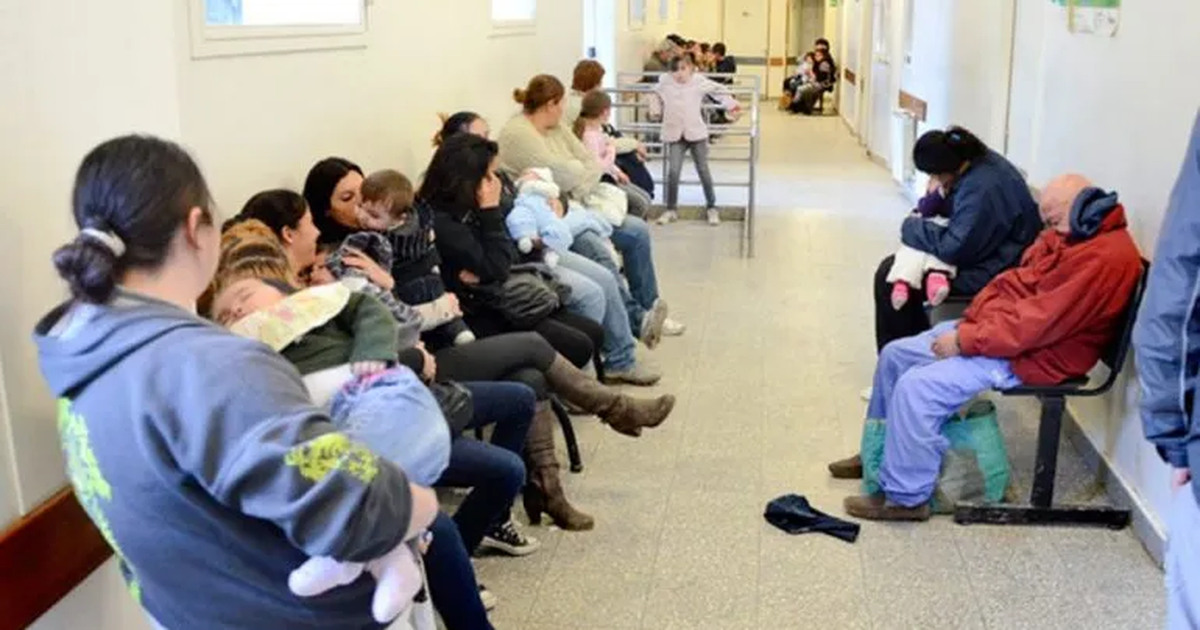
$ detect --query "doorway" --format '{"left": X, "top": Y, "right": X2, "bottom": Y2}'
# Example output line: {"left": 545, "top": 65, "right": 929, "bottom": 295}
{"left": 583, "top": 0, "right": 617, "bottom": 82}
{"left": 865, "top": 0, "right": 892, "bottom": 163}
{"left": 722, "top": 0, "right": 770, "bottom": 90}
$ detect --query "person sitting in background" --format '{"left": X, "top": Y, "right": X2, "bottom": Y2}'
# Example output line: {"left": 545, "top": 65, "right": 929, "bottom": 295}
{"left": 699, "top": 42, "right": 714, "bottom": 70}
{"left": 782, "top": 52, "right": 817, "bottom": 109}
{"left": 359, "top": 169, "right": 475, "bottom": 346}
{"left": 712, "top": 42, "right": 737, "bottom": 83}
{"left": 568, "top": 59, "right": 656, "bottom": 199}
{"left": 574, "top": 90, "right": 652, "bottom": 209}
{"left": 791, "top": 47, "right": 837, "bottom": 115}
{"left": 643, "top": 38, "right": 678, "bottom": 79}
{"left": 833, "top": 174, "right": 1143, "bottom": 521}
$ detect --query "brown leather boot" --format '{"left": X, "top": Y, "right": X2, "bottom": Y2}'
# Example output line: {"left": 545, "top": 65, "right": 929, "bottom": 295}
{"left": 828, "top": 454, "right": 864, "bottom": 480}
{"left": 843, "top": 493, "right": 930, "bottom": 522}
{"left": 545, "top": 355, "right": 675, "bottom": 437}
{"left": 522, "top": 401, "right": 595, "bottom": 531}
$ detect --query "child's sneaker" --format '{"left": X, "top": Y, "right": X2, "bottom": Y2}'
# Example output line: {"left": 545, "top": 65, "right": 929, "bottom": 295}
{"left": 657, "top": 210, "right": 679, "bottom": 225}
{"left": 926, "top": 273, "right": 951, "bottom": 306}
{"left": 890, "top": 282, "right": 911, "bottom": 311}
{"left": 454, "top": 330, "right": 476, "bottom": 345}
{"left": 479, "top": 520, "right": 541, "bottom": 557}
{"left": 478, "top": 584, "right": 498, "bottom": 611}
{"left": 706, "top": 208, "right": 721, "bottom": 226}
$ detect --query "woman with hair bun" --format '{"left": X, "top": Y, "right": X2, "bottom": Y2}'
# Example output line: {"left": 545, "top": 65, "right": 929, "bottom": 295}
{"left": 34, "top": 135, "right": 436, "bottom": 629}
{"left": 870, "top": 126, "right": 1040, "bottom": 353}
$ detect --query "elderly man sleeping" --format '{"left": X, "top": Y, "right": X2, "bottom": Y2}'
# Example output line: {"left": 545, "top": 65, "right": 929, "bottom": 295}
{"left": 830, "top": 173, "right": 1144, "bottom": 521}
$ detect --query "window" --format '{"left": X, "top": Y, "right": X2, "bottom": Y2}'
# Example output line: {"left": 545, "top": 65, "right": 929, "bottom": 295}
{"left": 189, "top": 0, "right": 368, "bottom": 58}
{"left": 491, "top": 0, "right": 536, "bottom": 36}
{"left": 492, "top": 0, "right": 536, "bottom": 22}
{"left": 659, "top": 0, "right": 670, "bottom": 23}
{"left": 629, "top": 0, "right": 647, "bottom": 28}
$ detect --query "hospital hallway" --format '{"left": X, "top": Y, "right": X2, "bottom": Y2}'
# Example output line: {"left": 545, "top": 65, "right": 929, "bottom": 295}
{"left": 469, "top": 108, "right": 1167, "bottom": 630}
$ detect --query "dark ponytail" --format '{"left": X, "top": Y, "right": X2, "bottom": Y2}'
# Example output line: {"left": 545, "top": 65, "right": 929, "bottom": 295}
{"left": 912, "top": 125, "right": 989, "bottom": 176}
{"left": 54, "top": 135, "right": 213, "bottom": 304}
{"left": 945, "top": 126, "right": 987, "bottom": 161}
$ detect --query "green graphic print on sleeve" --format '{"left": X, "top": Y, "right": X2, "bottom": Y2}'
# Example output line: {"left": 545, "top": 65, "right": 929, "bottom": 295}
{"left": 285, "top": 432, "right": 380, "bottom": 484}
{"left": 57, "top": 398, "right": 142, "bottom": 603}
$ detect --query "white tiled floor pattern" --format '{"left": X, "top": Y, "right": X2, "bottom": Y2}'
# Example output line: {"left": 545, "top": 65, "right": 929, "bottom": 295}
{"left": 471, "top": 109, "right": 1166, "bottom": 629}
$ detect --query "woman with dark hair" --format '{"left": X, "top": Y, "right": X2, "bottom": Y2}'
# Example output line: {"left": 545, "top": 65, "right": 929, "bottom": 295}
{"left": 299, "top": 154, "right": 674, "bottom": 532}
{"left": 34, "top": 135, "right": 437, "bottom": 630}
{"left": 444, "top": 119, "right": 664, "bottom": 385}
{"left": 870, "top": 126, "right": 1039, "bottom": 353}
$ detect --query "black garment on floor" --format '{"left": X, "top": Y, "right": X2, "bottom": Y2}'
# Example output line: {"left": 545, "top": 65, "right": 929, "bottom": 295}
{"left": 764, "top": 494, "right": 861, "bottom": 543}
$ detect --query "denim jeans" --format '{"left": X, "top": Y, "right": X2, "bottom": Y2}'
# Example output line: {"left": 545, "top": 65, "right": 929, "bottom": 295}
{"left": 571, "top": 230, "right": 647, "bottom": 333}
{"left": 437, "top": 381, "right": 535, "bottom": 554}
{"left": 426, "top": 511, "right": 495, "bottom": 630}
{"left": 666, "top": 140, "right": 716, "bottom": 209}
{"left": 609, "top": 215, "right": 661, "bottom": 313}
{"left": 555, "top": 264, "right": 606, "bottom": 327}
{"left": 557, "top": 250, "right": 638, "bottom": 372}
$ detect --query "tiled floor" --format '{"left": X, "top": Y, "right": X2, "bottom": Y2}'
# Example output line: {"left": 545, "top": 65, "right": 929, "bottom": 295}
{"left": 471, "top": 109, "right": 1166, "bottom": 629}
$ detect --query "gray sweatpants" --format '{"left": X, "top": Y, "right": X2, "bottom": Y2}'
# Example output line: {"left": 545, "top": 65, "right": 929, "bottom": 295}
{"left": 1168, "top": 483, "right": 1200, "bottom": 629}
{"left": 665, "top": 140, "right": 716, "bottom": 210}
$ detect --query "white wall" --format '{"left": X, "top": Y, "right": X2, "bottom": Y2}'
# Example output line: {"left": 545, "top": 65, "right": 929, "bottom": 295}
{"left": 1, "top": 0, "right": 585, "bottom": 626}
{"left": 615, "top": 0, "right": 682, "bottom": 83}
{"left": 1006, "top": 0, "right": 1200, "bottom": 533}
{"left": 679, "top": 0, "right": 724, "bottom": 42}
{"left": 177, "top": 0, "right": 584, "bottom": 210}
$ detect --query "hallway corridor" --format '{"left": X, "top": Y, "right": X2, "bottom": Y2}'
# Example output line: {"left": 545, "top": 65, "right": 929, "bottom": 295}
{"left": 472, "top": 109, "right": 1166, "bottom": 630}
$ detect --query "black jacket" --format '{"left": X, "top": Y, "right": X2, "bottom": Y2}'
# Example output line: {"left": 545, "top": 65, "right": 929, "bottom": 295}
{"left": 430, "top": 202, "right": 517, "bottom": 312}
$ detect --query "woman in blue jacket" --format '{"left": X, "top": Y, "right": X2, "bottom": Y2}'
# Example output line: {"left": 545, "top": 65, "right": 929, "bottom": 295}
{"left": 873, "top": 127, "right": 1040, "bottom": 352}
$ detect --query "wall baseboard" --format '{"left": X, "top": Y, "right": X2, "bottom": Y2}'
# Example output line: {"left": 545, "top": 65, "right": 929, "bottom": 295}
{"left": 1063, "top": 404, "right": 1166, "bottom": 567}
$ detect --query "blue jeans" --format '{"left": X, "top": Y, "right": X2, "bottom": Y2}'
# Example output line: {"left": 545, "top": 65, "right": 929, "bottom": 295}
{"left": 870, "top": 321, "right": 1022, "bottom": 507}
{"left": 426, "top": 511, "right": 494, "bottom": 630}
{"left": 610, "top": 215, "right": 661, "bottom": 313}
{"left": 571, "top": 230, "right": 647, "bottom": 333}
{"left": 436, "top": 382, "right": 534, "bottom": 553}
{"left": 557, "top": 250, "right": 638, "bottom": 372}
{"left": 559, "top": 252, "right": 638, "bottom": 372}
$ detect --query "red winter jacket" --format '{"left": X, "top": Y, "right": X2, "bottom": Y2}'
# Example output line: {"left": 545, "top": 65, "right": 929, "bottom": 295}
{"left": 957, "top": 206, "right": 1142, "bottom": 385}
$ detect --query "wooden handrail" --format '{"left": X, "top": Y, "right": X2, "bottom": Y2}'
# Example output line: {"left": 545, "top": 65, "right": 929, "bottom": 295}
{"left": 0, "top": 487, "right": 112, "bottom": 630}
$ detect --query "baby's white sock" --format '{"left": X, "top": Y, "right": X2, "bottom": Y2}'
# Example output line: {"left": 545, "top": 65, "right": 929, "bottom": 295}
{"left": 289, "top": 556, "right": 365, "bottom": 598}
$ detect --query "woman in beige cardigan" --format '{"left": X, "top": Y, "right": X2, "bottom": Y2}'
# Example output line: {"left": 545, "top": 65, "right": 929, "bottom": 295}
{"left": 497, "top": 75, "right": 687, "bottom": 340}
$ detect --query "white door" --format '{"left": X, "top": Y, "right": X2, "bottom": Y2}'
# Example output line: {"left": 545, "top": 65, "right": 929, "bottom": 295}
{"left": 723, "top": 0, "right": 770, "bottom": 92}
{"left": 866, "top": 0, "right": 891, "bottom": 162}
{"left": 583, "top": 0, "right": 617, "bottom": 81}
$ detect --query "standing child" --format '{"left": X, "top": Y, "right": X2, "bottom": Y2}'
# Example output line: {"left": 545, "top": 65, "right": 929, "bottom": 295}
{"left": 650, "top": 53, "right": 741, "bottom": 226}
{"left": 357, "top": 169, "right": 475, "bottom": 347}
{"left": 573, "top": 90, "right": 656, "bottom": 218}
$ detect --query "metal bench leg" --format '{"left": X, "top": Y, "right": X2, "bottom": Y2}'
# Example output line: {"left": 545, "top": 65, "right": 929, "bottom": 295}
{"left": 954, "top": 395, "right": 1130, "bottom": 529}
{"left": 551, "top": 397, "right": 584, "bottom": 473}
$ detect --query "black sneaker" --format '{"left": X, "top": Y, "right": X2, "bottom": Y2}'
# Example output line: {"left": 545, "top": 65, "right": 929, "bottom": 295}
{"left": 478, "top": 583, "right": 498, "bottom": 611}
{"left": 479, "top": 520, "right": 542, "bottom": 557}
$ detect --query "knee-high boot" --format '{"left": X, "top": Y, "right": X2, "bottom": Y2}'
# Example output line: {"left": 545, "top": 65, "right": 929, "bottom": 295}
{"left": 545, "top": 355, "right": 675, "bottom": 437}
{"left": 523, "top": 401, "right": 595, "bottom": 531}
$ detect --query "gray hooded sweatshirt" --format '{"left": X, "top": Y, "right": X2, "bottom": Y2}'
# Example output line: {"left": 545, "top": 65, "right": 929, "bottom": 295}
{"left": 34, "top": 290, "right": 412, "bottom": 630}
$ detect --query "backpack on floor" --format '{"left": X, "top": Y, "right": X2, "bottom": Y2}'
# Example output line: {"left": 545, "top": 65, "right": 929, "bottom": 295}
{"left": 860, "top": 400, "right": 1011, "bottom": 514}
